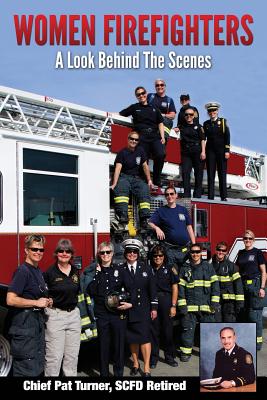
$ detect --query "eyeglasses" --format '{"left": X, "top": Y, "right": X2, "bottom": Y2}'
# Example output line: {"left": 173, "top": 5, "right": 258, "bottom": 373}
{"left": 155, "top": 84, "right": 165, "bottom": 87}
{"left": 136, "top": 91, "right": 146, "bottom": 97}
{"left": 153, "top": 254, "right": 164, "bottom": 258}
{"left": 185, "top": 113, "right": 194, "bottom": 117}
{"left": 216, "top": 248, "right": 227, "bottom": 253}
{"left": 165, "top": 192, "right": 175, "bottom": 197}
{"left": 57, "top": 249, "right": 72, "bottom": 254}
{"left": 99, "top": 250, "right": 112, "bottom": 255}
{"left": 126, "top": 249, "right": 139, "bottom": 254}
{"left": 29, "top": 247, "right": 45, "bottom": 253}
{"left": 129, "top": 137, "right": 139, "bottom": 142}
{"left": 243, "top": 237, "right": 254, "bottom": 241}
{"left": 190, "top": 250, "right": 201, "bottom": 254}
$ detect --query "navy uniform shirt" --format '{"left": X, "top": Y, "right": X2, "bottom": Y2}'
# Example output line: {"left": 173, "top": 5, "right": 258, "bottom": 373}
{"left": 122, "top": 262, "right": 158, "bottom": 322}
{"left": 8, "top": 262, "right": 47, "bottom": 300}
{"left": 43, "top": 264, "right": 79, "bottom": 311}
{"left": 119, "top": 103, "right": 164, "bottom": 135}
{"left": 114, "top": 146, "right": 148, "bottom": 176}
{"left": 213, "top": 344, "right": 255, "bottom": 387}
{"left": 203, "top": 117, "right": 230, "bottom": 154}
{"left": 88, "top": 264, "right": 126, "bottom": 316}
{"left": 147, "top": 93, "right": 176, "bottom": 115}
{"left": 180, "top": 123, "right": 205, "bottom": 153}
{"left": 236, "top": 248, "right": 265, "bottom": 279}
{"left": 149, "top": 204, "right": 191, "bottom": 246}
{"left": 153, "top": 264, "right": 179, "bottom": 294}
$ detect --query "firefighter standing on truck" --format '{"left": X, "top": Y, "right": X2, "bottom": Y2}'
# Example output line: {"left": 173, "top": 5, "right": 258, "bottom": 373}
{"left": 111, "top": 131, "right": 153, "bottom": 229}
{"left": 236, "top": 230, "right": 266, "bottom": 351}
{"left": 203, "top": 102, "right": 230, "bottom": 201}
{"left": 178, "top": 243, "right": 220, "bottom": 362}
{"left": 119, "top": 86, "right": 165, "bottom": 196}
{"left": 212, "top": 241, "right": 244, "bottom": 322}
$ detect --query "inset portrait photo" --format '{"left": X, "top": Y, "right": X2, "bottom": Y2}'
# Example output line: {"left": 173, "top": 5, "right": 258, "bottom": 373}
{"left": 200, "top": 323, "right": 256, "bottom": 392}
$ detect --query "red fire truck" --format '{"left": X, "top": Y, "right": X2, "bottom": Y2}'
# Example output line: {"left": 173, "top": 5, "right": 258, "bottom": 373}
{"left": 0, "top": 86, "right": 266, "bottom": 374}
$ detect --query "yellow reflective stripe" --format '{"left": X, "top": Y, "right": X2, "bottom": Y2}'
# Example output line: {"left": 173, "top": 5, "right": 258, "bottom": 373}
{"left": 180, "top": 347, "right": 192, "bottom": 354}
{"left": 188, "top": 305, "right": 199, "bottom": 311}
{"left": 218, "top": 276, "right": 232, "bottom": 282}
{"left": 81, "top": 333, "right": 88, "bottom": 341}
{"left": 164, "top": 127, "right": 171, "bottom": 134}
{"left": 93, "top": 329, "right": 98, "bottom": 337}
{"left": 138, "top": 202, "right": 150, "bottom": 210}
{"left": 232, "top": 272, "right": 241, "bottom": 281}
{"left": 211, "top": 296, "right": 220, "bottom": 302}
{"left": 86, "top": 296, "right": 92, "bottom": 305}
{"left": 222, "top": 294, "right": 236, "bottom": 300}
{"left": 246, "top": 280, "right": 252, "bottom": 284}
{"left": 210, "top": 275, "right": 218, "bottom": 282}
{"left": 182, "top": 247, "right": 187, "bottom": 253}
{"left": 200, "top": 305, "right": 212, "bottom": 312}
{"left": 81, "top": 316, "right": 91, "bottom": 326}
{"left": 114, "top": 197, "right": 129, "bottom": 204}
{"left": 78, "top": 293, "right": 85, "bottom": 302}
{"left": 184, "top": 280, "right": 212, "bottom": 288}
{"left": 179, "top": 279, "right": 186, "bottom": 286}
{"left": 178, "top": 299, "right": 187, "bottom": 306}
{"left": 257, "top": 337, "right": 263, "bottom": 343}
{"left": 235, "top": 295, "right": 245, "bottom": 301}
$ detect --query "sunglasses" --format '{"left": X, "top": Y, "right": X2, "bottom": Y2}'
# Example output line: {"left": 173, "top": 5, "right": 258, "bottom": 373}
{"left": 29, "top": 247, "right": 45, "bottom": 253}
{"left": 208, "top": 109, "right": 217, "bottom": 113}
{"left": 99, "top": 250, "right": 112, "bottom": 255}
{"left": 190, "top": 250, "right": 201, "bottom": 254}
{"left": 126, "top": 249, "right": 139, "bottom": 254}
{"left": 129, "top": 137, "right": 139, "bottom": 142}
{"left": 185, "top": 113, "right": 194, "bottom": 117}
{"left": 153, "top": 254, "right": 164, "bottom": 258}
{"left": 216, "top": 248, "right": 227, "bottom": 252}
{"left": 57, "top": 249, "right": 72, "bottom": 254}
{"left": 243, "top": 237, "right": 254, "bottom": 241}
{"left": 136, "top": 91, "right": 146, "bottom": 97}
{"left": 165, "top": 192, "right": 175, "bottom": 197}
{"left": 156, "top": 84, "right": 165, "bottom": 87}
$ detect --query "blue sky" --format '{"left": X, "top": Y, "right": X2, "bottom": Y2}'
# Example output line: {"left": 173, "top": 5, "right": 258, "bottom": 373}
{"left": 1, "top": 0, "right": 266, "bottom": 154}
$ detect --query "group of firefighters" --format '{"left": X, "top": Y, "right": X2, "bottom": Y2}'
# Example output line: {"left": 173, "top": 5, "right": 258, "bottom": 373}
{"left": 5, "top": 80, "right": 266, "bottom": 378}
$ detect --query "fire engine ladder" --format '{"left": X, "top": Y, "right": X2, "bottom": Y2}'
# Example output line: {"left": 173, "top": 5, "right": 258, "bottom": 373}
{"left": 0, "top": 86, "right": 131, "bottom": 147}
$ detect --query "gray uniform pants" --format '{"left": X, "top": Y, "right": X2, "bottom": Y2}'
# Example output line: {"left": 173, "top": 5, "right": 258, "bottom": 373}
{"left": 44, "top": 307, "right": 81, "bottom": 376}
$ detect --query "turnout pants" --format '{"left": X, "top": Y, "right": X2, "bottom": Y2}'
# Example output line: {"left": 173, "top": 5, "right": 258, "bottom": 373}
{"left": 114, "top": 174, "right": 150, "bottom": 222}
{"left": 180, "top": 312, "right": 215, "bottom": 356}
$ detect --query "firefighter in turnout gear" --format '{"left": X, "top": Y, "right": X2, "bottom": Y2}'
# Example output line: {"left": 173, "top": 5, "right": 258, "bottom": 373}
{"left": 111, "top": 131, "right": 153, "bottom": 229}
{"left": 236, "top": 230, "right": 266, "bottom": 351}
{"left": 203, "top": 102, "right": 230, "bottom": 201}
{"left": 212, "top": 241, "right": 244, "bottom": 322}
{"left": 213, "top": 327, "right": 255, "bottom": 388}
{"left": 178, "top": 243, "right": 220, "bottom": 362}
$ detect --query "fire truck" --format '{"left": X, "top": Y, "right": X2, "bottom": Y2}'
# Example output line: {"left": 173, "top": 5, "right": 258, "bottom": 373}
{"left": 0, "top": 86, "right": 266, "bottom": 374}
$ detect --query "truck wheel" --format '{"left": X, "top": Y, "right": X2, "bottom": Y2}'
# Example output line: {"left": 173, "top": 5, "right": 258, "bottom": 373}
{"left": 0, "top": 335, "right": 12, "bottom": 376}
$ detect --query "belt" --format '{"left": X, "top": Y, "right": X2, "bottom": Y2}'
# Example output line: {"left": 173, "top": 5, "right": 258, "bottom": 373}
{"left": 141, "top": 127, "right": 157, "bottom": 134}
{"left": 165, "top": 242, "right": 188, "bottom": 251}
{"left": 52, "top": 307, "right": 75, "bottom": 312}
{"left": 22, "top": 308, "right": 43, "bottom": 313}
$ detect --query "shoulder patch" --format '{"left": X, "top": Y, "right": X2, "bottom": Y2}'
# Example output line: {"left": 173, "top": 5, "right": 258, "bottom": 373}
{"left": 245, "top": 354, "right": 253, "bottom": 364}
{"left": 172, "top": 267, "right": 178, "bottom": 276}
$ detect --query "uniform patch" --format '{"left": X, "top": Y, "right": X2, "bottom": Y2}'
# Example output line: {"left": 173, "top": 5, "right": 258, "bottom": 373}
{"left": 233, "top": 358, "right": 238, "bottom": 364}
{"left": 72, "top": 274, "right": 79, "bottom": 284}
{"left": 114, "top": 270, "right": 119, "bottom": 277}
{"left": 135, "top": 156, "right": 141, "bottom": 165}
{"left": 55, "top": 277, "right": 63, "bottom": 282}
{"left": 142, "top": 272, "right": 148, "bottom": 277}
{"left": 248, "top": 255, "right": 255, "bottom": 262}
{"left": 164, "top": 269, "right": 168, "bottom": 274}
{"left": 245, "top": 354, "right": 253, "bottom": 364}
{"left": 172, "top": 267, "right": 178, "bottom": 276}
{"left": 178, "top": 213, "right": 186, "bottom": 221}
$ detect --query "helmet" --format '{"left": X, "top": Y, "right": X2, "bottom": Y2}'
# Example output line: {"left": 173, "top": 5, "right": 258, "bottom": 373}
{"left": 105, "top": 289, "right": 130, "bottom": 313}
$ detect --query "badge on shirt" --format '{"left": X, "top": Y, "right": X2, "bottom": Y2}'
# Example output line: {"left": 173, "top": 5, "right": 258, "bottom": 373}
{"left": 142, "top": 272, "right": 148, "bottom": 277}
{"left": 164, "top": 269, "right": 168, "bottom": 274}
{"left": 135, "top": 156, "right": 141, "bottom": 165}
{"left": 179, "top": 213, "right": 186, "bottom": 221}
{"left": 55, "top": 277, "right": 64, "bottom": 282}
{"left": 72, "top": 274, "right": 79, "bottom": 284}
{"left": 194, "top": 126, "right": 198, "bottom": 130}
{"left": 217, "top": 120, "right": 221, "bottom": 126}
{"left": 233, "top": 358, "right": 238, "bottom": 364}
{"left": 161, "top": 102, "right": 167, "bottom": 108}
{"left": 114, "top": 270, "right": 119, "bottom": 277}
{"left": 248, "top": 255, "right": 255, "bottom": 262}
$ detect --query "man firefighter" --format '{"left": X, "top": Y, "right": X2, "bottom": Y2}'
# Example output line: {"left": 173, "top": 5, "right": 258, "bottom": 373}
{"left": 212, "top": 241, "right": 244, "bottom": 322}
{"left": 178, "top": 243, "right": 220, "bottom": 362}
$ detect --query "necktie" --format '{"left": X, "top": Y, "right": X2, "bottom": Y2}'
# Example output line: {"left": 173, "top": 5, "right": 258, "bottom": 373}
{"left": 130, "top": 266, "right": 135, "bottom": 276}
{"left": 226, "top": 351, "right": 230, "bottom": 357}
